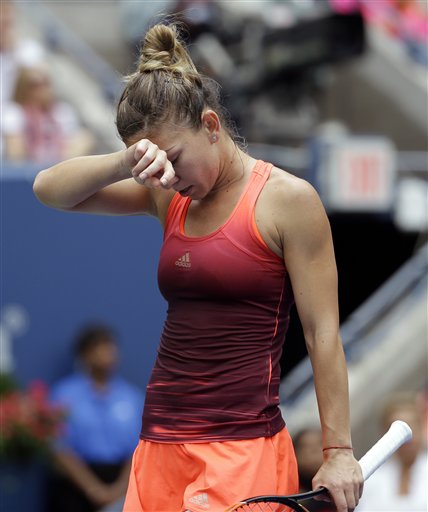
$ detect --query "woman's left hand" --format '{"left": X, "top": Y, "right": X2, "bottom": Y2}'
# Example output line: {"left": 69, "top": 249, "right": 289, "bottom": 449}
{"left": 312, "top": 449, "right": 364, "bottom": 512}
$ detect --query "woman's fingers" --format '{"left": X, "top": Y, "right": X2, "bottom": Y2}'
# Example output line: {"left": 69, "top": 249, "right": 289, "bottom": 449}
{"left": 344, "top": 487, "right": 357, "bottom": 512}
{"left": 330, "top": 489, "right": 349, "bottom": 512}
{"left": 317, "top": 486, "right": 356, "bottom": 512}
{"left": 161, "top": 175, "right": 180, "bottom": 189}
{"left": 130, "top": 140, "right": 177, "bottom": 189}
{"left": 131, "top": 140, "right": 156, "bottom": 173}
{"left": 133, "top": 172, "right": 161, "bottom": 188}
{"left": 312, "top": 451, "right": 363, "bottom": 512}
{"left": 158, "top": 160, "right": 177, "bottom": 188}
{"left": 131, "top": 144, "right": 164, "bottom": 179}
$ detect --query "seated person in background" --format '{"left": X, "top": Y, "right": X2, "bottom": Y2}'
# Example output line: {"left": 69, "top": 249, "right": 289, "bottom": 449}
{"left": 357, "top": 392, "right": 427, "bottom": 511}
{"left": 47, "top": 325, "right": 145, "bottom": 512}
{"left": 0, "top": 0, "right": 46, "bottom": 105}
{"left": 2, "top": 65, "right": 94, "bottom": 163}
{"left": 293, "top": 427, "right": 335, "bottom": 511}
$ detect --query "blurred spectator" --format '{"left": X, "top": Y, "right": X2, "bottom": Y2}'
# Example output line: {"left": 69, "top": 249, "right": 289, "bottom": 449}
{"left": 0, "top": 0, "right": 46, "bottom": 106}
{"left": 293, "top": 427, "right": 335, "bottom": 511}
{"left": 46, "top": 325, "right": 145, "bottom": 512}
{"left": 357, "top": 392, "right": 427, "bottom": 511}
{"left": 2, "top": 65, "right": 94, "bottom": 163}
{"left": 397, "top": 0, "right": 428, "bottom": 67}
{"left": 330, "top": 0, "right": 428, "bottom": 67}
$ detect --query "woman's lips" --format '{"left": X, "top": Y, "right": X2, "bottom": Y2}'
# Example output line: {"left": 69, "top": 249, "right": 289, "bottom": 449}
{"left": 180, "top": 185, "right": 192, "bottom": 196}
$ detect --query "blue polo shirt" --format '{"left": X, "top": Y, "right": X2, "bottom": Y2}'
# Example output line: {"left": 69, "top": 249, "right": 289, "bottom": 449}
{"left": 51, "top": 373, "right": 144, "bottom": 464}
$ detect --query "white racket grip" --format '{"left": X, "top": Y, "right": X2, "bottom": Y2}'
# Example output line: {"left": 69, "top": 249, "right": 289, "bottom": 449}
{"left": 358, "top": 420, "right": 413, "bottom": 481}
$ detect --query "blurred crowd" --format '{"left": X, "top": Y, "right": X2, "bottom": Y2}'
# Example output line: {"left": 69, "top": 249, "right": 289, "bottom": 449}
{"left": 118, "top": 0, "right": 427, "bottom": 148}
{"left": 1, "top": 0, "right": 94, "bottom": 165}
{"left": 330, "top": 0, "right": 428, "bottom": 67}
{"left": 119, "top": 0, "right": 428, "bottom": 75}
{"left": 2, "top": 0, "right": 427, "bottom": 165}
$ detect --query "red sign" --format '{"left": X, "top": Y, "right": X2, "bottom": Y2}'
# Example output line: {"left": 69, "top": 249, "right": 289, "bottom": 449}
{"left": 323, "top": 137, "right": 396, "bottom": 211}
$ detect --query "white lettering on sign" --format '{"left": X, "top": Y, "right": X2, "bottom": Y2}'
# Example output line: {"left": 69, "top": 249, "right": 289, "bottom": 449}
{"left": 322, "top": 137, "right": 396, "bottom": 212}
{"left": 0, "top": 304, "right": 30, "bottom": 373}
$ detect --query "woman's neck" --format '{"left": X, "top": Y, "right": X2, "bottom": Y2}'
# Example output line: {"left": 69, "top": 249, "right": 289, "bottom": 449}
{"left": 88, "top": 369, "right": 111, "bottom": 391}
{"left": 206, "top": 139, "right": 252, "bottom": 200}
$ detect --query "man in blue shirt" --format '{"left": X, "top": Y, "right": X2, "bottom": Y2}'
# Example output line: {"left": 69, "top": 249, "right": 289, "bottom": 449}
{"left": 47, "top": 325, "right": 144, "bottom": 512}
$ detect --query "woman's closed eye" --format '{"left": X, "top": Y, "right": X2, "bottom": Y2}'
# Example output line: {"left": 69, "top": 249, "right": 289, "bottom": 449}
{"left": 169, "top": 154, "right": 180, "bottom": 166}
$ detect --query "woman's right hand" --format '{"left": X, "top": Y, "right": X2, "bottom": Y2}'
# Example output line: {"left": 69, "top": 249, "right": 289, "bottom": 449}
{"left": 123, "top": 139, "right": 179, "bottom": 190}
{"left": 33, "top": 138, "right": 177, "bottom": 214}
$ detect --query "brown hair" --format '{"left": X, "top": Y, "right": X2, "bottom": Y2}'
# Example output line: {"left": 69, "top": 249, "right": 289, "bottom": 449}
{"left": 74, "top": 324, "right": 117, "bottom": 359}
{"left": 116, "top": 23, "right": 241, "bottom": 145}
{"left": 13, "top": 66, "right": 52, "bottom": 106}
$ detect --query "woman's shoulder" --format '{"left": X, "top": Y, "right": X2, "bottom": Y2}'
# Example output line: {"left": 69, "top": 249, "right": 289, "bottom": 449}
{"left": 253, "top": 164, "right": 328, "bottom": 255}
{"left": 259, "top": 164, "right": 329, "bottom": 244}
{"left": 265, "top": 165, "right": 322, "bottom": 211}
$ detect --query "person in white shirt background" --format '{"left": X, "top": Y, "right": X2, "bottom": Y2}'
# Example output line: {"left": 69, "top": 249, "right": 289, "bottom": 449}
{"left": 1, "top": 0, "right": 93, "bottom": 164}
{"left": 2, "top": 65, "right": 94, "bottom": 163}
{"left": 0, "top": 0, "right": 45, "bottom": 106}
{"left": 357, "top": 392, "right": 427, "bottom": 511}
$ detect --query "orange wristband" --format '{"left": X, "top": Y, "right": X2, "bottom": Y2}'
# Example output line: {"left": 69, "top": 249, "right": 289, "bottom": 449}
{"left": 322, "top": 446, "right": 353, "bottom": 452}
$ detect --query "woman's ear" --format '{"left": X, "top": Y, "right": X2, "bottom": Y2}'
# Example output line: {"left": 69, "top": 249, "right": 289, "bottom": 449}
{"left": 201, "top": 110, "right": 221, "bottom": 140}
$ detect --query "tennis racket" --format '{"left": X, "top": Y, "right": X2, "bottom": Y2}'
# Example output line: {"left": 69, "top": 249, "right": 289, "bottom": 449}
{"left": 226, "top": 420, "right": 412, "bottom": 512}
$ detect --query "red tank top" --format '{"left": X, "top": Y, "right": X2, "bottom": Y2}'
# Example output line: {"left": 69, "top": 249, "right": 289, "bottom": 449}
{"left": 141, "top": 160, "right": 294, "bottom": 443}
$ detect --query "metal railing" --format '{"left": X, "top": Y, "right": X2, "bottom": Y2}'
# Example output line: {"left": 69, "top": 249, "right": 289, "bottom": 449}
{"left": 280, "top": 241, "right": 428, "bottom": 404}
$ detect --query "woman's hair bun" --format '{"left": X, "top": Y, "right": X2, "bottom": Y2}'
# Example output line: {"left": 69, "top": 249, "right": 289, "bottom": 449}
{"left": 117, "top": 22, "right": 241, "bottom": 147}
{"left": 138, "top": 24, "right": 198, "bottom": 77}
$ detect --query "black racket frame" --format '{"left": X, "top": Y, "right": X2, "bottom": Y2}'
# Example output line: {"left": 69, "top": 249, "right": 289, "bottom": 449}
{"left": 234, "top": 488, "right": 327, "bottom": 511}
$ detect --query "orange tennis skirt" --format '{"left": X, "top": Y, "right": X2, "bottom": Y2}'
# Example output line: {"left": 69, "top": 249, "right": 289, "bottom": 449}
{"left": 122, "top": 427, "right": 298, "bottom": 512}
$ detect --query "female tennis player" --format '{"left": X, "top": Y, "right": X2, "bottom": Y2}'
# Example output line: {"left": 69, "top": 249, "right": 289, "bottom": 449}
{"left": 33, "top": 23, "right": 363, "bottom": 512}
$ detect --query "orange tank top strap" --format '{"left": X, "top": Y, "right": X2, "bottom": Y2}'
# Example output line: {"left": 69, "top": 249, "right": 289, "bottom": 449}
{"left": 164, "top": 192, "right": 189, "bottom": 239}
{"left": 227, "top": 160, "right": 282, "bottom": 263}
{"left": 241, "top": 159, "right": 273, "bottom": 210}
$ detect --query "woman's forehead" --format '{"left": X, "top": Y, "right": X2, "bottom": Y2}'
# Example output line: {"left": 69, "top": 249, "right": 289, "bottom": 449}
{"left": 153, "top": 127, "right": 194, "bottom": 149}
{"left": 127, "top": 128, "right": 190, "bottom": 149}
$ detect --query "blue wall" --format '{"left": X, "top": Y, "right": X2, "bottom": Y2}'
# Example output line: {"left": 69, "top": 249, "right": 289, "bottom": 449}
{"left": 2, "top": 169, "right": 166, "bottom": 392}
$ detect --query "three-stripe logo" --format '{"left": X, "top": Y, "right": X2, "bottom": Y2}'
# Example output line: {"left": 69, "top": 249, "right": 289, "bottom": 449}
{"left": 188, "top": 492, "right": 210, "bottom": 508}
{"left": 175, "top": 252, "right": 191, "bottom": 268}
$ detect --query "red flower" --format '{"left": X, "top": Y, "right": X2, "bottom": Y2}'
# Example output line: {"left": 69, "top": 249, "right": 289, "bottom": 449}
{"left": 0, "top": 380, "right": 67, "bottom": 461}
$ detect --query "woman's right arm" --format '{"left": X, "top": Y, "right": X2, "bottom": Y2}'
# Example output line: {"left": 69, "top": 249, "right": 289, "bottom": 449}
{"left": 33, "top": 140, "right": 177, "bottom": 217}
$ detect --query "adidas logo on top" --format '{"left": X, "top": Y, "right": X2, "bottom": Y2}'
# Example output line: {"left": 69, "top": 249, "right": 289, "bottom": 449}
{"left": 188, "top": 492, "right": 210, "bottom": 509}
{"left": 175, "top": 252, "right": 191, "bottom": 268}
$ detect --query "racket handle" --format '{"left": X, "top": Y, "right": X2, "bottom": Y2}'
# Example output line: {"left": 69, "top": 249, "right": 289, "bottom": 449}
{"left": 358, "top": 420, "right": 412, "bottom": 481}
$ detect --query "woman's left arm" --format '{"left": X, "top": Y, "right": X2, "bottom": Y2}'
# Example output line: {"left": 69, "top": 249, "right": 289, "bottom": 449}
{"left": 277, "top": 177, "right": 363, "bottom": 512}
